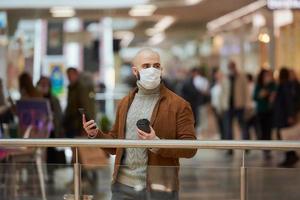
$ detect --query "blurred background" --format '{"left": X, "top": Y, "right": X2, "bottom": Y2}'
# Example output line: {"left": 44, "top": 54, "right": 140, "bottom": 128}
{"left": 1, "top": 0, "right": 300, "bottom": 199}
{"left": 0, "top": 0, "right": 299, "bottom": 106}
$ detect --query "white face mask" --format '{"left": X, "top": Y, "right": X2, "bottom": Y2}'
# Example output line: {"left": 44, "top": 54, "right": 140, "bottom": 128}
{"left": 139, "top": 67, "right": 162, "bottom": 89}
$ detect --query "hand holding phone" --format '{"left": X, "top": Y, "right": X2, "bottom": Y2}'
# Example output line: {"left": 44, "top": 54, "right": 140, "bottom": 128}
{"left": 79, "top": 108, "right": 97, "bottom": 130}
{"left": 78, "top": 108, "right": 91, "bottom": 121}
{"left": 136, "top": 119, "right": 151, "bottom": 133}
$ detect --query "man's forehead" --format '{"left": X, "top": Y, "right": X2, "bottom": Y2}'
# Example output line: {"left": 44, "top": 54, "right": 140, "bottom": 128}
{"left": 133, "top": 49, "right": 160, "bottom": 65}
{"left": 139, "top": 53, "right": 160, "bottom": 62}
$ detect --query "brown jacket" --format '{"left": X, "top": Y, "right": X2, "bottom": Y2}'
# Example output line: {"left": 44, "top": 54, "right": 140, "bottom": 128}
{"left": 96, "top": 84, "right": 197, "bottom": 191}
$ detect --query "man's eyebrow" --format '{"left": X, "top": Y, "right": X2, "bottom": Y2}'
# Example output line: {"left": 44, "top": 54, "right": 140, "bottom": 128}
{"left": 140, "top": 62, "right": 160, "bottom": 65}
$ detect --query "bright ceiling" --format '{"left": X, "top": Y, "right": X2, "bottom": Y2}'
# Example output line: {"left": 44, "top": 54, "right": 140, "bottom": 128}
{"left": 1, "top": 0, "right": 259, "bottom": 46}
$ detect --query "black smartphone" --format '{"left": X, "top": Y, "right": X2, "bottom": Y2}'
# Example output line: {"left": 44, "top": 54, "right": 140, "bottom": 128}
{"left": 78, "top": 108, "right": 90, "bottom": 121}
{"left": 78, "top": 108, "right": 97, "bottom": 129}
{"left": 136, "top": 119, "right": 151, "bottom": 133}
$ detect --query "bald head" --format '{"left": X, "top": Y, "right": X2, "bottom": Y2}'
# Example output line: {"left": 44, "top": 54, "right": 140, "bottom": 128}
{"left": 132, "top": 48, "right": 160, "bottom": 68}
{"left": 132, "top": 48, "right": 161, "bottom": 77}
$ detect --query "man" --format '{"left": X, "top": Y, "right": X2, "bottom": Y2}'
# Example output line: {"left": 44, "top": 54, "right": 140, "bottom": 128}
{"left": 83, "top": 48, "right": 197, "bottom": 200}
{"left": 64, "top": 67, "right": 95, "bottom": 138}
{"left": 223, "top": 61, "right": 248, "bottom": 154}
{"left": 181, "top": 67, "right": 202, "bottom": 127}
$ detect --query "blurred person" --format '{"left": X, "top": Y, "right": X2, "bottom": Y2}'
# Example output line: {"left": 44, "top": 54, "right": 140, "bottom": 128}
{"left": 37, "top": 76, "right": 64, "bottom": 183}
{"left": 194, "top": 67, "right": 210, "bottom": 133}
{"left": 162, "top": 77, "right": 178, "bottom": 93}
{"left": 223, "top": 61, "right": 248, "bottom": 155}
{"left": 244, "top": 74, "right": 259, "bottom": 142}
{"left": 253, "top": 69, "right": 276, "bottom": 159}
{"left": 289, "top": 69, "right": 300, "bottom": 114}
{"left": 96, "top": 82, "right": 106, "bottom": 114}
{"left": 211, "top": 68, "right": 229, "bottom": 139}
{"left": 18, "top": 72, "right": 42, "bottom": 98}
{"left": 274, "top": 68, "right": 299, "bottom": 167}
{"left": 181, "top": 67, "right": 202, "bottom": 127}
{"left": 0, "top": 79, "right": 14, "bottom": 137}
{"left": 63, "top": 68, "right": 95, "bottom": 138}
{"left": 18, "top": 73, "right": 52, "bottom": 139}
{"left": 37, "top": 76, "right": 63, "bottom": 138}
{"left": 83, "top": 48, "right": 197, "bottom": 200}
{"left": 193, "top": 68, "right": 209, "bottom": 97}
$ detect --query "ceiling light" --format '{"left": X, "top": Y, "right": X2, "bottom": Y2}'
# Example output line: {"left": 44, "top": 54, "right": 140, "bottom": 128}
{"left": 50, "top": 7, "right": 75, "bottom": 18}
{"left": 253, "top": 13, "right": 266, "bottom": 28}
{"left": 114, "top": 31, "right": 135, "bottom": 47}
{"left": 148, "top": 32, "right": 165, "bottom": 46}
{"left": 145, "top": 16, "right": 175, "bottom": 36}
{"left": 258, "top": 33, "right": 270, "bottom": 43}
{"left": 145, "top": 28, "right": 157, "bottom": 36}
{"left": 185, "top": 0, "right": 203, "bottom": 6}
{"left": 154, "top": 16, "right": 175, "bottom": 31}
{"left": 207, "top": 0, "right": 267, "bottom": 31}
{"left": 0, "top": 0, "right": 150, "bottom": 9}
{"left": 129, "top": 4, "right": 157, "bottom": 17}
{"left": 267, "top": 0, "right": 300, "bottom": 9}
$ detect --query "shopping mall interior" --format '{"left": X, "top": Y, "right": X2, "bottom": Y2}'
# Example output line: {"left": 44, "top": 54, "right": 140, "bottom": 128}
{"left": 0, "top": 0, "right": 300, "bottom": 199}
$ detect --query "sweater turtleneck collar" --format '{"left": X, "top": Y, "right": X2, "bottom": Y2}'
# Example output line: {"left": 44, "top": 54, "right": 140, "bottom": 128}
{"left": 137, "top": 81, "right": 160, "bottom": 95}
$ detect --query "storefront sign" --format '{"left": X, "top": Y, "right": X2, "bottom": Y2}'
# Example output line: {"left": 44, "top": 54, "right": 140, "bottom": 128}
{"left": 268, "top": 0, "right": 300, "bottom": 9}
{"left": 47, "top": 21, "right": 63, "bottom": 55}
{"left": 50, "top": 64, "right": 64, "bottom": 96}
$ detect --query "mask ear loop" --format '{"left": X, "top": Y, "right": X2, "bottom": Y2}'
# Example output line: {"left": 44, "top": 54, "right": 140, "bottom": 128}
{"left": 137, "top": 72, "right": 141, "bottom": 80}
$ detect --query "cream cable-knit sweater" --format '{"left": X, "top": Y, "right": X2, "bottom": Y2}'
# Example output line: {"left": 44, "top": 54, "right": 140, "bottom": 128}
{"left": 117, "top": 82, "right": 160, "bottom": 189}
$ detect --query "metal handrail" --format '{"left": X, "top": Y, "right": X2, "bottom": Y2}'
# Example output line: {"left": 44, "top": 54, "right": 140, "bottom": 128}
{"left": 0, "top": 139, "right": 300, "bottom": 150}
{"left": 1, "top": 139, "right": 299, "bottom": 200}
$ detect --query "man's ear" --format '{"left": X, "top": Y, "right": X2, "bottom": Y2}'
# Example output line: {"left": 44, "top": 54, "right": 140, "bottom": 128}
{"left": 132, "top": 66, "right": 138, "bottom": 76}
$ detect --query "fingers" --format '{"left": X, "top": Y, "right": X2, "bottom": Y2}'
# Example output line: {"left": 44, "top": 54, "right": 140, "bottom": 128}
{"left": 83, "top": 118, "right": 97, "bottom": 136}
{"left": 82, "top": 116, "right": 98, "bottom": 137}
{"left": 137, "top": 128, "right": 150, "bottom": 137}
{"left": 136, "top": 128, "right": 146, "bottom": 139}
{"left": 83, "top": 119, "right": 95, "bottom": 129}
{"left": 86, "top": 122, "right": 97, "bottom": 130}
{"left": 137, "top": 127, "right": 155, "bottom": 140}
{"left": 137, "top": 131, "right": 147, "bottom": 140}
{"left": 137, "top": 128, "right": 147, "bottom": 135}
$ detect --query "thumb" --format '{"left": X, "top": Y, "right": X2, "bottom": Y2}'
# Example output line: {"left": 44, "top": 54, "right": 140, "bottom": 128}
{"left": 82, "top": 114, "right": 86, "bottom": 123}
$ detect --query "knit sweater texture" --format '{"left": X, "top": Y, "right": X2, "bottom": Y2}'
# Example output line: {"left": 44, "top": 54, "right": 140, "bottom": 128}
{"left": 117, "top": 81, "right": 160, "bottom": 188}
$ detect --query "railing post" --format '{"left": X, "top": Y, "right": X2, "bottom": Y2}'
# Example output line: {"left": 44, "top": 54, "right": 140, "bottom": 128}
{"left": 240, "top": 150, "right": 247, "bottom": 200}
{"left": 74, "top": 147, "right": 80, "bottom": 200}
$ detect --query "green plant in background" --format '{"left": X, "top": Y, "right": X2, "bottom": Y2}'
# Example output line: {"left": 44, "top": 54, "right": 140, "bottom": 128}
{"left": 99, "top": 115, "right": 111, "bottom": 132}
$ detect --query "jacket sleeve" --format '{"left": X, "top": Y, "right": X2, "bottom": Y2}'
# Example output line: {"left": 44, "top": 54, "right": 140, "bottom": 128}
{"left": 156, "top": 102, "right": 197, "bottom": 158}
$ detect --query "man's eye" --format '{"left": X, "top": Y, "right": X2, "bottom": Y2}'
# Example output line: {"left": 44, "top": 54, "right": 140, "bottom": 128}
{"left": 142, "top": 64, "right": 150, "bottom": 68}
{"left": 153, "top": 64, "right": 161, "bottom": 69}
